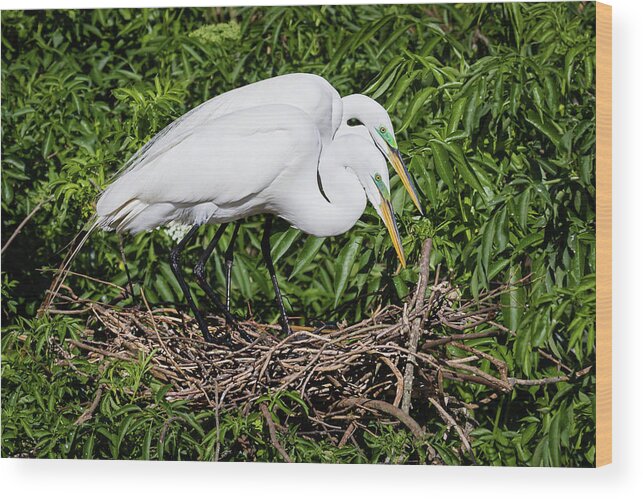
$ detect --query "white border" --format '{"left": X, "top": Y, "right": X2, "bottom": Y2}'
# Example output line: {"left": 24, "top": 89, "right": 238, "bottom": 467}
{"left": 2, "top": 0, "right": 641, "bottom": 497}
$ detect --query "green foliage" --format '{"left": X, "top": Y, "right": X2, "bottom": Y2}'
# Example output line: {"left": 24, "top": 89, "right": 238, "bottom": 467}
{"left": 189, "top": 21, "right": 241, "bottom": 45}
{"left": 2, "top": 3, "right": 596, "bottom": 465}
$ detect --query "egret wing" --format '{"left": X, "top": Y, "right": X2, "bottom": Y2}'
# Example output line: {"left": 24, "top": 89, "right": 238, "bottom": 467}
{"left": 116, "top": 74, "right": 340, "bottom": 179}
{"left": 97, "top": 105, "right": 322, "bottom": 230}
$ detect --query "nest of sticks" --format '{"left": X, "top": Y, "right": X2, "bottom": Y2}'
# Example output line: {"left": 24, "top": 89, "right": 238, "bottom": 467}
{"left": 44, "top": 239, "right": 589, "bottom": 462}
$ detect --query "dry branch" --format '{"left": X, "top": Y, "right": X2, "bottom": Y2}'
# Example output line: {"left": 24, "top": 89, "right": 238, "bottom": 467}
{"left": 74, "top": 386, "right": 104, "bottom": 425}
{"left": 260, "top": 403, "right": 292, "bottom": 462}
{"left": 337, "top": 398, "right": 425, "bottom": 440}
{"left": 402, "top": 238, "right": 432, "bottom": 414}
{"left": 1, "top": 196, "right": 51, "bottom": 256}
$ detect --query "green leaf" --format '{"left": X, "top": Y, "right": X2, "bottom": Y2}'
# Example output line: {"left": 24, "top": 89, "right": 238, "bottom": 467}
{"left": 155, "top": 275, "right": 174, "bottom": 302}
{"left": 514, "top": 231, "right": 544, "bottom": 254}
{"left": 399, "top": 86, "right": 434, "bottom": 132}
{"left": 501, "top": 264, "right": 525, "bottom": 333}
{"left": 480, "top": 216, "right": 495, "bottom": 276}
{"left": 385, "top": 70, "right": 419, "bottom": 111}
{"left": 333, "top": 235, "right": 363, "bottom": 308}
{"left": 430, "top": 141, "right": 454, "bottom": 190}
{"left": 42, "top": 128, "right": 54, "bottom": 159}
{"left": 532, "top": 86, "right": 545, "bottom": 121}
{"left": 525, "top": 110, "right": 562, "bottom": 149}
{"left": 290, "top": 236, "right": 326, "bottom": 280}
{"left": 515, "top": 188, "right": 531, "bottom": 230}
{"left": 392, "top": 274, "right": 409, "bottom": 299}
{"left": 364, "top": 55, "right": 404, "bottom": 96}
{"left": 447, "top": 97, "right": 467, "bottom": 134}
{"left": 82, "top": 432, "right": 96, "bottom": 459}
{"left": 271, "top": 228, "right": 301, "bottom": 264}
{"left": 446, "top": 142, "right": 485, "bottom": 195}
{"left": 159, "top": 261, "right": 182, "bottom": 298}
{"left": 463, "top": 84, "right": 480, "bottom": 134}
{"left": 548, "top": 410, "right": 561, "bottom": 467}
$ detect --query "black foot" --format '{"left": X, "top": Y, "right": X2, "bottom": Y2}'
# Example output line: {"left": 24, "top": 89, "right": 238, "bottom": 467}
{"left": 279, "top": 321, "right": 292, "bottom": 336}
{"left": 219, "top": 316, "right": 254, "bottom": 344}
{"left": 196, "top": 321, "right": 238, "bottom": 348}
{"left": 225, "top": 313, "right": 239, "bottom": 328}
{"left": 236, "top": 326, "right": 255, "bottom": 344}
{"left": 199, "top": 325, "right": 216, "bottom": 344}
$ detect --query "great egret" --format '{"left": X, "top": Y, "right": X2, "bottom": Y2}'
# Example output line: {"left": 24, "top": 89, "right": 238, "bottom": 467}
{"left": 96, "top": 104, "right": 405, "bottom": 342}
{"left": 115, "top": 73, "right": 422, "bottom": 315}
{"left": 118, "top": 73, "right": 423, "bottom": 214}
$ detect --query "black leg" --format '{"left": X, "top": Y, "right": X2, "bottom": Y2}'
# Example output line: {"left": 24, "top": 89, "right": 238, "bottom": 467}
{"left": 193, "top": 224, "right": 239, "bottom": 327}
{"left": 224, "top": 221, "right": 242, "bottom": 314}
{"left": 261, "top": 216, "right": 290, "bottom": 335}
{"left": 169, "top": 224, "right": 214, "bottom": 343}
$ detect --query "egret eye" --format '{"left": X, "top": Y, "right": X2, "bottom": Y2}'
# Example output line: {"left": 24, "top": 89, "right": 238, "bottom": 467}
{"left": 379, "top": 126, "right": 386, "bottom": 133}
{"left": 375, "top": 174, "right": 382, "bottom": 182}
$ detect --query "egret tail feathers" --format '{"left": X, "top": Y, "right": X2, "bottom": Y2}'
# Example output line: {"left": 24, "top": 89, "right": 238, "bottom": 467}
{"left": 98, "top": 199, "right": 148, "bottom": 233}
{"left": 96, "top": 199, "right": 179, "bottom": 234}
{"left": 39, "top": 218, "right": 99, "bottom": 316}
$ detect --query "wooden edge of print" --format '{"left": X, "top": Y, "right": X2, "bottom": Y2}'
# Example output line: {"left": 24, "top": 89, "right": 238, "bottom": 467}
{"left": 596, "top": 1, "right": 612, "bottom": 468}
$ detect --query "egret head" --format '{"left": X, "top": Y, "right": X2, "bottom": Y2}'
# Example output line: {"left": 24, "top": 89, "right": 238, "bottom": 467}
{"left": 347, "top": 136, "right": 406, "bottom": 268}
{"left": 342, "top": 94, "right": 423, "bottom": 215}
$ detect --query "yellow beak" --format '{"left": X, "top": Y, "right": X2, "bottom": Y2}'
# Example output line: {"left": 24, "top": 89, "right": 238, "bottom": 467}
{"left": 387, "top": 147, "right": 424, "bottom": 216}
{"left": 379, "top": 194, "right": 406, "bottom": 268}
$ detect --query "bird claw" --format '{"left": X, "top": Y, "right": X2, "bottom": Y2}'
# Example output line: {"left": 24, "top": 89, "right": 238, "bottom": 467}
{"left": 224, "top": 316, "right": 239, "bottom": 328}
{"left": 277, "top": 318, "right": 292, "bottom": 337}
{"left": 222, "top": 318, "right": 254, "bottom": 344}
{"left": 200, "top": 327, "right": 247, "bottom": 349}
{"left": 200, "top": 328, "right": 216, "bottom": 344}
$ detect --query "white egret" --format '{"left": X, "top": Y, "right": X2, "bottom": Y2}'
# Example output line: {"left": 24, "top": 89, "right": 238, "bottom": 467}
{"left": 118, "top": 73, "right": 423, "bottom": 214}
{"left": 113, "top": 73, "right": 422, "bottom": 313}
{"left": 95, "top": 104, "right": 405, "bottom": 342}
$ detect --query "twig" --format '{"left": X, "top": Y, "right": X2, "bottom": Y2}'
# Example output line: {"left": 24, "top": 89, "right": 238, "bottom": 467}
{"left": 41, "top": 269, "right": 125, "bottom": 292}
{"left": 428, "top": 397, "right": 476, "bottom": 464}
{"left": 141, "top": 288, "right": 186, "bottom": 377}
{"left": 213, "top": 380, "right": 221, "bottom": 462}
{"left": 402, "top": 238, "right": 432, "bottom": 414}
{"left": 380, "top": 356, "right": 404, "bottom": 407}
{"left": 45, "top": 266, "right": 586, "bottom": 462}
{"left": 509, "top": 365, "right": 593, "bottom": 386}
{"left": 338, "top": 421, "right": 356, "bottom": 448}
{"left": 1, "top": 196, "right": 51, "bottom": 255}
{"left": 337, "top": 397, "right": 426, "bottom": 440}
{"left": 74, "top": 386, "right": 104, "bottom": 425}
{"left": 117, "top": 235, "right": 135, "bottom": 299}
{"left": 259, "top": 403, "right": 292, "bottom": 463}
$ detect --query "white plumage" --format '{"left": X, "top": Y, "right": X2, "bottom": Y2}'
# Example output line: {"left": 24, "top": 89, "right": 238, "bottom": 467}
{"left": 115, "top": 74, "right": 341, "bottom": 179}
{"left": 96, "top": 104, "right": 401, "bottom": 245}
{"left": 108, "top": 73, "right": 422, "bottom": 214}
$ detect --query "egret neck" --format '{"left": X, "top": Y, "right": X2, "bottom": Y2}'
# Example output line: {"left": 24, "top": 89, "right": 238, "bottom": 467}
{"left": 279, "top": 136, "right": 368, "bottom": 237}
